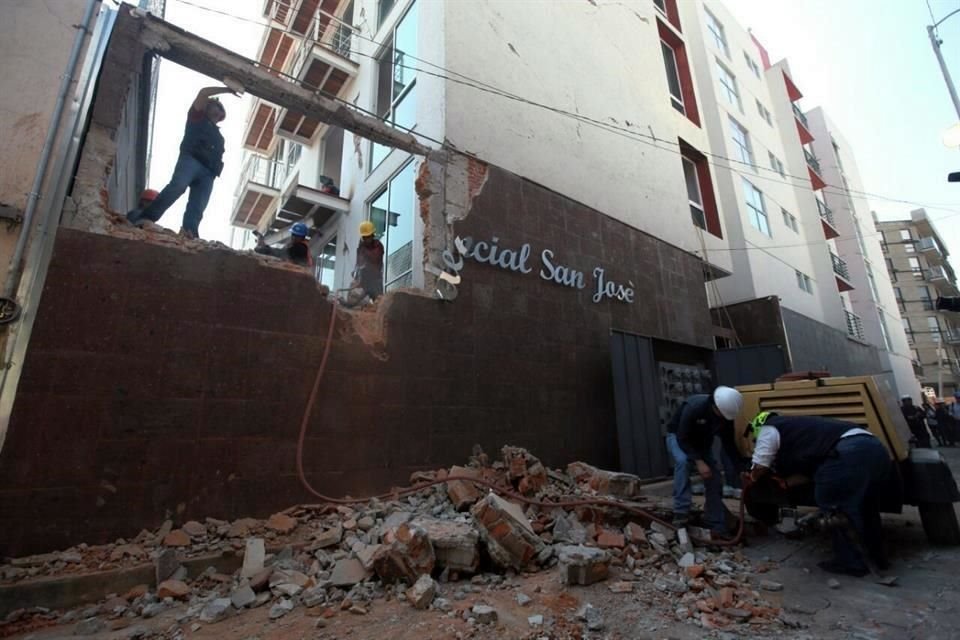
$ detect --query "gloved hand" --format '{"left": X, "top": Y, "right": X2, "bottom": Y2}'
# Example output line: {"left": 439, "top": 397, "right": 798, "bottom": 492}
{"left": 223, "top": 76, "right": 245, "bottom": 96}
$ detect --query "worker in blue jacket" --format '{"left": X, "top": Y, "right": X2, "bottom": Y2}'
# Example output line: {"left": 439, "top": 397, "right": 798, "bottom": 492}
{"left": 747, "top": 412, "right": 892, "bottom": 576}
{"left": 665, "top": 386, "right": 744, "bottom": 535}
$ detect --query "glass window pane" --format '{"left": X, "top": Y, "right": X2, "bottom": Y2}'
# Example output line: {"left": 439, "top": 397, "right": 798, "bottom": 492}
{"left": 682, "top": 158, "right": 701, "bottom": 205}
{"left": 316, "top": 236, "right": 337, "bottom": 289}
{"left": 378, "top": 0, "right": 396, "bottom": 27}
{"left": 385, "top": 162, "right": 416, "bottom": 286}
{"left": 370, "top": 188, "right": 388, "bottom": 237}
{"left": 661, "top": 41, "right": 683, "bottom": 104}
{"left": 393, "top": 83, "right": 417, "bottom": 131}
{"left": 393, "top": 2, "right": 418, "bottom": 95}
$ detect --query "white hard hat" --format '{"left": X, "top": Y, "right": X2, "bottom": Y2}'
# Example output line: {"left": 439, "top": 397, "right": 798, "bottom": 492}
{"left": 713, "top": 386, "right": 743, "bottom": 420}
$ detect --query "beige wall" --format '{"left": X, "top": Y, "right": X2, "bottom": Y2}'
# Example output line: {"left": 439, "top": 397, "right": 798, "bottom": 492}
{"left": 0, "top": 0, "right": 93, "bottom": 283}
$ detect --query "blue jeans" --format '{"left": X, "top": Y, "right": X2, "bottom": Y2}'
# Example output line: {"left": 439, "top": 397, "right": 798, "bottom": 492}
{"left": 666, "top": 433, "right": 725, "bottom": 533}
{"left": 814, "top": 435, "right": 891, "bottom": 572}
{"left": 130, "top": 154, "right": 214, "bottom": 236}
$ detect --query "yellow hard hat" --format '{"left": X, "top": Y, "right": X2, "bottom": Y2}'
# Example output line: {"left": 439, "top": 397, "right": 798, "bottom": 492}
{"left": 359, "top": 221, "right": 375, "bottom": 237}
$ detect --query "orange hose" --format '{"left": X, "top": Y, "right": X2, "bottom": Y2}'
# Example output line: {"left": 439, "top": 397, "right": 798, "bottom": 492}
{"left": 294, "top": 302, "right": 747, "bottom": 539}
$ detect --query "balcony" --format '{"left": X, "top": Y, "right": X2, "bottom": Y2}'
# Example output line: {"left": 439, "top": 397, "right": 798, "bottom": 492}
{"left": 792, "top": 103, "right": 814, "bottom": 145}
{"left": 276, "top": 9, "right": 358, "bottom": 143}
{"left": 927, "top": 265, "right": 960, "bottom": 296}
{"left": 266, "top": 179, "right": 350, "bottom": 239}
{"left": 263, "top": 0, "right": 332, "bottom": 37}
{"left": 845, "top": 310, "right": 865, "bottom": 342}
{"left": 231, "top": 156, "right": 285, "bottom": 229}
{"left": 945, "top": 330, "right": 960, "bottom": 345}
{"left": 804, "top": 148, "right": 827, "bottom": 190}
{"left": 817, "top": 198, "right": 839, "bottom": 239}
{"left": 919, "top": 236, "right": 945, "bottom": 265}
{"left": 832, "top": 253, "right": 854, "bottom": 292}
{"left": 243, "top": 99, "right": 279, "bottom": 153}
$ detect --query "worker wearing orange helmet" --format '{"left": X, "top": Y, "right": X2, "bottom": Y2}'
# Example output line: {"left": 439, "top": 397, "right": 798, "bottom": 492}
{"left": 352, "top": 220, "right": 384, "bottom": 303}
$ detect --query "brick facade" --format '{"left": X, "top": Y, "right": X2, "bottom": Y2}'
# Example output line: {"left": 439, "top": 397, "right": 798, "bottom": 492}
{"left": 0, "top": 165, "right": 712, "bottom": 555}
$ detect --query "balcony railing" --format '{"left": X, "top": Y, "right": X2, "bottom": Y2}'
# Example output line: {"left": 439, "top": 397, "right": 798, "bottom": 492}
{"left": 792, "top": 102, "right": 809, "bottom": 129}
{"left": 816, "top": 198, "right": 834, "bottom": 225}
{"left": 945, "top": 330, "right": 960, "bottom": 345}
{"left": 845, "top": 310, "right": 865, "bottom": 341}
{"left": 292, "top": 12, "right": 354, "bottom": 80}
{"left": 237, "top": 155, "right": 287, "bottom": 196}
{"left": 831, "top": 253, "right": 850, "bottom": 280}
{"left": 804, "top": 148, "right": 822, "bottom": 175}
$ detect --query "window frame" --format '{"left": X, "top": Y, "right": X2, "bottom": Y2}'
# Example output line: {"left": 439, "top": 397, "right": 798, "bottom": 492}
{"left": 781, "top": 208, "right": 798, "bottom": 233}
{"left": 741, "top": 177, "right": 770, "bottom": 236}
{"left": 682, "top": 155, "right": 705, "bottom": 230}
{"left": 370, "top": 1, "right": 418, "bottom": 173}
{"left": 795, "top": 269, "right": 812, "bottom": 294}
{"left": 660, "top": 39, "right": 685, "bottom": 114}
{"left": 743, "top": 50, "right": 761, "bottom": 78}
{"left": 729, "top": 116, "right": 754, "bottom": 167}
{"left": 716, "top": 59, "right": 741, "bottom": 111}
{"left": 366, "top": 159, "right": 417, "bottom": 290}
{"left": 679, "top": 140, "right": 721, "bottom": 237}
{"left": 756, "top": 99, "right": 772, "bottom": 125}
{"left": 704, "top": 7, "right": 729, "bottom": 57}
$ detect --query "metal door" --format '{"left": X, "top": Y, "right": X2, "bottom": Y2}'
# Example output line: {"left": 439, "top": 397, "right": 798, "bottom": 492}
{"left": 609, "top": 331, "right": 669, "bottom": 479}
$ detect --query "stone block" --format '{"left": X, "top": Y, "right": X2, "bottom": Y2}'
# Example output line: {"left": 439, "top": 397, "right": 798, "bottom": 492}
{"left": 471, "top": 493, "right": 544, "bottom": 570}
{"left": 446, "top": 466, "right": 483, "bottom": 511}
{"left": 556, "top": 545, "right": 610, "bottom": 586}
{"left": 406, "top": 574, "right": 436, "bottom": 610}
{"left": 410, "top": 516, "right": 479, "bottom": 572}
{"left": 241, "top": 538, "right": 265, "bottom": 578}
{"left": 230, "top": 586, "right": 256, "bottom": 609}
{"left": 373, "top": 523, "right": 435, "bottom": 583}
{"left": 331, "top": 558, "right": 372, "bottom": 587}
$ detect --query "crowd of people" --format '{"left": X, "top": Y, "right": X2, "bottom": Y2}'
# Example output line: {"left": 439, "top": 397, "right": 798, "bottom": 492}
{"left": 900, "top": 393, "right": 960, "bottom": 448}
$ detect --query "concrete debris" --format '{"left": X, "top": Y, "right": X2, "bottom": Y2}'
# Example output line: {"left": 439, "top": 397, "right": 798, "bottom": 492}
{"left": 181, "top": 521, "right": 207, "bottom": 538}
{"left": 557, "top": 545, "right": 611, "bottom": 586}
{"left": 241, "top": 537, "right": 266, "bottom": 578}
{"left": 314, "top": 524, "right": 343, "bottom": 549}
{"left": 266, "top": 513, "right": 298, "bottom": 534}
{"left": 471, "top": 493, "right": 545, "bottom": 570}
{"left": 516, "top": 592, "right": 532, "bottom": 606}
{"left": 373, "top": 523, "right": 435, "bottom": 583}
{"left": 577, "top": 604, "right": 604, "bottom": 631}
{"left": 74, "top": 616, "right": 106, "bottom": 635}
{"left": 528, "top": 613, "right": 544, "bottom": 626}
{"left": 567, "top": 461, "right": 643, "bottom": 498}
{"left": 269, "top": 598, "right": 294, "bottom": 620}
{"left": 331, "top": 558, "right": 372, "bottom": 587}
{"left": 162, "top": 529, "right": 190, "bottom": 547}
{"left": 156, "top": 579, "right": 190, "bottom": 600}
{"left": 406, "top": 574, "right": 437, "bottom": 609}
{"left": 198, "top": 598, "right": 232, "bottom": 624}
{"left": 760, "top": 579, "right": 784, "bottom": 592}
{"left": 827, "top": 578, "right": 841, "bottom": 589}
{"left": 155, "top": 548, "right": 181, "bottom": 583}
{"left": 410, "top": 516, "right": 479, "bottom": 573}
{"left": 230, "top": 585, "right": 256, "bottom": 609}
{"left": 446, "top": 466, "right": 483, "bottom": 510}
{"left": 471, "top": 604, "right": 498, "bottom": 625}
{"left": 502, "top": 446, "right": 548, "bottom": 495}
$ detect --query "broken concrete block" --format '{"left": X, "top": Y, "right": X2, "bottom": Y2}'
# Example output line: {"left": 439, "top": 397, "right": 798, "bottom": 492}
{"left": 181, "top": 521, "right": 206, "bottom": 539}
{"left": 624, "top": 522, "right": 647, "bottom": 545}
{"left": 269, "top": 598, "right": 294, "bottom": 620}
{"left": 241, "top": 538, "right": 265, "bottom": 578}
{"left": 649, "top": 521, "right": 673, "bottom": 538}
{"left": 446, "top": 466, "right": 483, "bottom": 511}
{"left": 552, "top": 511, "right": 587, "bottom": 545}
{"left": 302, "top": 586, "right": 327, "bottom": 608}
{"left": 266, "top": 513, "right": 298, "bottom": 534}
{"left": 759, "top": 579, "right": 784, "bottom": 592}
{"left": 314, "top": 524, "right": 343, "bottom": 549}
{"left": 567, "top": 462, "right": 643, "bottom": 498}
{"left": 528, "top": 614, "right": 543, "bottom": 626}
{"left": 471, "top": 493, "right": 545, "bottom": 571}
{"left": 502, "top": 447, "right": 548, "bottom": 495}
{"left": 155, "top": 548, "right": 180, "bottom": 584}
{"left": 516, "top": 592, "right": 532, "bottom": 606}
{"left": 557, "top": 545, "right": 610, "bottom": 586}
{"left": 161, "top": 530, "right": 190, "bottom": 547}
{"left": 355, "top": 543, "right": 383, "bottom": 571}
{"left": 383, "top": 511, "right": 412, "bottom": 529}
{"left": 373, "top": 523, "right": 435, "bottom": 583}
{"left": 406, "top": 574, "right": 436, "bottom": 609}
{"left": 248, "top": 567, "right": 272, "bottom": 592}
{"left": 269, "top": 569, "right": 310, "bottom": 597}
{"left": 198, "top": 598, "right": 232, "bottom": 624}
{"left": 472, "top": 604, "right": 498, "bottom": 625}
{"left": 678, "top": 552, "right": 696, "bottom": 568}
{"left": 357, "top": 516, "right": 375, "bottom": 531}
{"left": 827, "top": 578, "right": 841, "bottom": 590}
{"left": 576, "top": 604, "right": 604, "bottom": 631}
{"left": 230, "top": 586, "right": 256, "bottom": 609}
{"left": 410, "top": 517, "right": 479, "bottom": 573}
{"left": 156, "top": 580, "right": 190, "bottom": 600}
{"left": 331, "top": 558, "right": 372, "bottom": 587}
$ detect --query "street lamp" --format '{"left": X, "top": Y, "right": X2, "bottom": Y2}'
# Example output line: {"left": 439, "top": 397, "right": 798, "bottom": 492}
{"left": 928, "top": 8, "right": 960, "bottom": 120}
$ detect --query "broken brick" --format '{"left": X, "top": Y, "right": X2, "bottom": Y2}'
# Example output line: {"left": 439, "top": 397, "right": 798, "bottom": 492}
{"left": 406, "top": 574, "right": 436, "bottom": 609}
{"left": 502, "top": 446, "right": 548, "bottom": 495}
{"left": 373, "top": 523, "right": 435, "bottom": 583}
{"left": 162, "top": 530, "right": 190, "bottom": 547}
{"left": 157, "top": 579, "right": 190, "bottom": 600}
{"left": 266, "top": 513, "right": 298, "bottom": 534}
{"left": 686, "top": 564, "right": 706, "bottom": 579}
{"left": 445, "top": 466, "right": 483, "bottom": 511}
{"left": 556, "top": 545, "right": 610, "bottom": 586}
{"left": 566, "top": 461, "right": 643, "bottom": 498}
{"left": 596, "top": 529, "right": 625, "bottom": 549}
{"left": 624, "top": 522, "right": 647, "bottom": 545}
{"left": 471, "top": 493, "right": 545, "bottom": 571}
{"left": 719, "top": 587, "right": 735, "bottom": 609}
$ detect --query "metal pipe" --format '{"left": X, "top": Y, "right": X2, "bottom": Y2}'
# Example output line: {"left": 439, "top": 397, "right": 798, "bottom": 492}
{"left": 1, "top": 0, "right": 100, "bottom": 302}
{"left": 927, "top": 25, "right": 960, "bottom": 121}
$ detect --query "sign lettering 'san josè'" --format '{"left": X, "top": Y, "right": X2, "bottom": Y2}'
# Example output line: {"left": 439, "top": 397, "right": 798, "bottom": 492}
{"left": 441, "top": 235, "right": 634, "bottom": 304}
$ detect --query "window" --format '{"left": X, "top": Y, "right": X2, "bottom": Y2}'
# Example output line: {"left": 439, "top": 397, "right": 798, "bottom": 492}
{"left": 658, "top": 19, "right": 699, "bottom": 125}
{"left": 782, "top": 208, "right": 798, "bottom": 233}
{"left": 744, "top": 51, "right": 761, "bottom": 78}
{"left": 905, "top": 240, "right": 916, "bottom": 253}
{"left": 909, "top": 257, "right": 922, "bottom": 277}
{"left": 680, "top": 141, "right": 721, "bottom": 237}
{"left": 900, "top": 229, "right": 913, "bottom": 241}
{"left": 886, "top": 258, "right": 897, "bottom": 282}
{"left": 661, "top": 40, "right": 684, "bottom": 114}
{"left": 741, "top": 178, "right": 769, "bottom": 236}
{"left": 377, "top": 0, "right": 396, "bottom": 27}
{"left": 371, "top": 2, "right": 418, "bottom": 170}
{"left": 682, "top": 156, "right": 705, "bottom": 229}
{"left": 795, "top": 270, "right": 813, "bottom": 293}
{"left": 768, "top": 151, "right": 785, "bottom": 177}
{"left": 286, "top": 140, "right": 302, "bottom": 171}
{"left": 903, "top": 317, "right": 914, "bottom": 344}
{"left": 729, "top": 116, "right": 753, "bottom": 166}
{"left": 653, "top": 0, "right": 666, "bottom": 14}
{"left": 866, "top": 263, "right": 880, "bottom": 301}
{"left": 920, "top": 285, "right": 934, "bottom": 310}
{"left": 705, "top": 7, "right": 729, "bottom": 57}
{"left": 315, "top": 236, "right": 337, "bottom": 289}
{"left": 716, "top": 60, "right": 741, "bottom": 110}
{"left": 878, "top": 311, "right": 892, "bottom": 351}
{"left": 369, "top": 161, "right": 416, "bottom": 290}
{"left": 756, "top": 99, "right": 772, "bottom": 125}
{"left": 929, "top": 316, "right": 941, "bottom": 343}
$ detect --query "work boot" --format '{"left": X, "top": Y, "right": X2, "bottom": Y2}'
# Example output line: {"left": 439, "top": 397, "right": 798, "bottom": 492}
{"left": 179, "top": 227, "right": 198, "bottom": 240}
{"left": 126, "top": 208, "right": 143, "bottom": 224}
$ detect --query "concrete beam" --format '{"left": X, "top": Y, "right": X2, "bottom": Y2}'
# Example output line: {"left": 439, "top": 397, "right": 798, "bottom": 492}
{"left": 129, "top": 6, "right": 432, "bottom": 157}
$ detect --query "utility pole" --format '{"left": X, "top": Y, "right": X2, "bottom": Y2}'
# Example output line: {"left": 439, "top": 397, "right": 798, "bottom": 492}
{"left": 928, "top": 10, "right": 960, "bottom": 120}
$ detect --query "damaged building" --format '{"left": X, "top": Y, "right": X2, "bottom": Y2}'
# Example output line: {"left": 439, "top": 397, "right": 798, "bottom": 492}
{"left": 0, "top": 0, "right": 919, "bottom": 557}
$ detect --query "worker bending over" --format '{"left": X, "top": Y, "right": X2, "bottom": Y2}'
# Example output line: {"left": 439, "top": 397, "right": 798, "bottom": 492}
{"left": 665, "top": 386, "right": 744, "bottom": 535}
{"left": 343, "top": 221, "right": 385, "bottom": 306}
{"left": 747, "top": 412, "right": 892, "bottom": 577}
{"left": 254, "top": 222, "right": 312, "bottom": 267}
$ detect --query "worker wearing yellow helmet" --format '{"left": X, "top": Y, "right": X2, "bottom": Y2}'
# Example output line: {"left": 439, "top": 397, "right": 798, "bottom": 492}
{"left": 745, "top": 410, "right": 892, "bottom": 577}
{"left": 349, "top": 220, "right": 385, "bottom": 304}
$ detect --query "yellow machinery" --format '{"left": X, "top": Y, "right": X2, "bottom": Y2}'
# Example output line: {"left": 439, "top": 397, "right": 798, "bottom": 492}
{"left": 734, "top": 375, "right": 960, "bottom": 545}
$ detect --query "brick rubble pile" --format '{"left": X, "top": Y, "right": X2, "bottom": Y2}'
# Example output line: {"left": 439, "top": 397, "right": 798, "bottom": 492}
{"left": 1, "top": 447, "right": 798, "bottom": 638}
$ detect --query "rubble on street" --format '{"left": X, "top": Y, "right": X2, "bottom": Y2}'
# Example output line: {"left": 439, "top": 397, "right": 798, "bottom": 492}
{"left": 0, "top": 447, "right": 791, "bottom": 638}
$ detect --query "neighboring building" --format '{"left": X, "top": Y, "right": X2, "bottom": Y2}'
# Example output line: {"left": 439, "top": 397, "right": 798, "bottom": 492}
{"left": 878, "top": 210, "right": 960, "bottom": 398}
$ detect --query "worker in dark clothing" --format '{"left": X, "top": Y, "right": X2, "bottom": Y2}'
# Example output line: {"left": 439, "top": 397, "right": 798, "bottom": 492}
{"left": 254, "top": 222, "right": 312, "bottom": 267}
{"left": 345, "top": 221, "right": 385, "bottom": 305}
{"left": 935, "top": 402, "right": 955, "bottom": 446}
{"left": 747, "top": 412, "right": 892, "bottom": 577}
{"left": 901, "top": 396, "right": 932, "bottom": 448}
{"left": 665, "top": 386, "right": 744, "bottom": 534}
{"left": 127, "top": 83, "right": 241, "bottom": 239}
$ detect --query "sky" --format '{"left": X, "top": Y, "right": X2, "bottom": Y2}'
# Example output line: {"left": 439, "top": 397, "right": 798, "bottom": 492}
{"left": 149, "top": 0, "right": 960, "bottom": 269}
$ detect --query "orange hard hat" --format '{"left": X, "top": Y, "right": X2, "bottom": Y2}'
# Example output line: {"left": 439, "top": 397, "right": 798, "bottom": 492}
{"left": 140, "top": 189, "right": 160, "bottom": 202}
